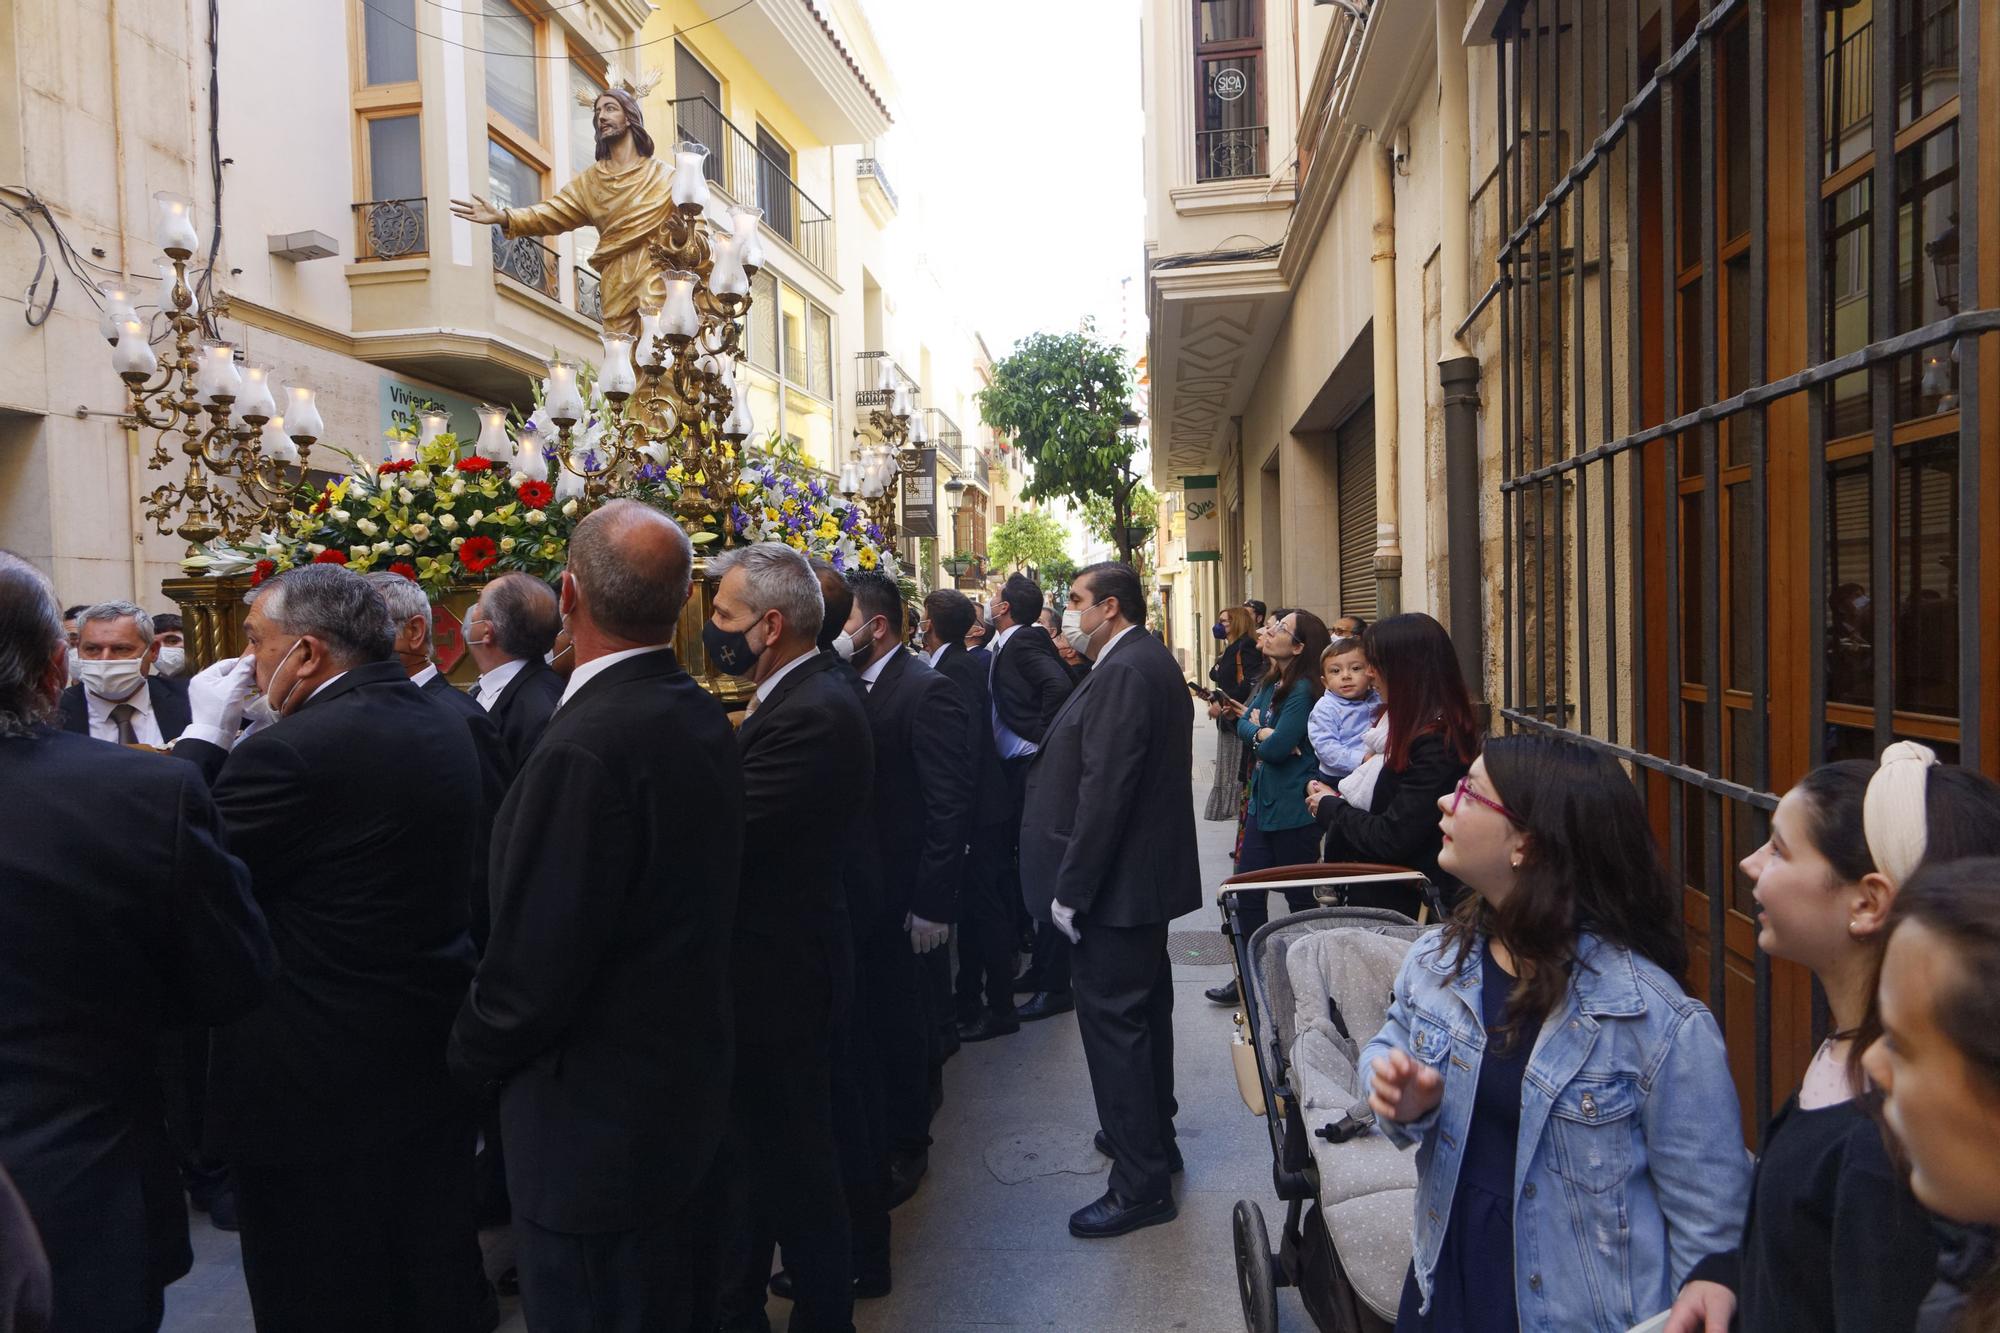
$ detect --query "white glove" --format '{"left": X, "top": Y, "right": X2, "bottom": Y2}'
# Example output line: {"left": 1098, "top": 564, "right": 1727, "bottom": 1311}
{"left": 181, "top": 653, "right": 257, "bottom": 749}
{"left": 1051, "top": 901, "right": 1081, "bottom": 945}
{"left": 905, "top": 912, "right": 950, "bottom": 954}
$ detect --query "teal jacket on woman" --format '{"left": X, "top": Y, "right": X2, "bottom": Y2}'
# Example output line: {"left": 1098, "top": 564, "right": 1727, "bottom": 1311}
{"left": 1235, "top": 678, "right": 1319, "bottom": 831}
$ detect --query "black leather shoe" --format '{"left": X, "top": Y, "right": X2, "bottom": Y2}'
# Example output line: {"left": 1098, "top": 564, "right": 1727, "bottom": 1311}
{"left": 1093, "top": 1129, "right": 1184, "bottom": 1174}
{"left": 202, "top": 1185, "right": 240, "bottom": 1232}
{"left": 957, "top": 1012, "right": 1021, "bottom": 1042}
{"left": 886, "top": 1147, "right": 929, "bottom": 1209}
{"left": 1016, "top": 991, "right": 1074, "bottom": 1022}
{"left": 1204, "top": 979, "right": 1240, "bottom": 1005}
{"left": 1011, "top": 968, "right": 1045, "bottom": 994}
{"left": 768, "top": 1270, "right": 893, "bottom": 1302}
{"left": 1068, "top": 1188, "right": 1177, "bottom": 1238}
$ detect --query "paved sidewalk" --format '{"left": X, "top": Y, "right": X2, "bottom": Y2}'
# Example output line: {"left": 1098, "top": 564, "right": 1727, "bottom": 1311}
{"left": 163, "top": 720, "right": 1307, "bottom": 1332}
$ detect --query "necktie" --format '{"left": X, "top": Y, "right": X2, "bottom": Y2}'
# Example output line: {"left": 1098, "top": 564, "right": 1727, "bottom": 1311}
{"left": 109, "top": 702, "right": 139, "bottom": 745}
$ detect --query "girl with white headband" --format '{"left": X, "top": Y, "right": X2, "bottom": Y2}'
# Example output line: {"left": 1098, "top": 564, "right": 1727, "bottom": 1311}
{"left": 1666, "top": 742, "right": 2000, "bottom": 1333}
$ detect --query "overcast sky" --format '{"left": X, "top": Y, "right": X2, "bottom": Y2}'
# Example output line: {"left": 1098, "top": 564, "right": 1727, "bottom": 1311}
{"left": 853, "top": 0, "right": 1148, "bottom": 363}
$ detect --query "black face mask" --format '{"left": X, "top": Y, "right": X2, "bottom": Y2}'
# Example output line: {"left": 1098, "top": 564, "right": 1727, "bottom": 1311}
{"left": 702, "top": 618, "right": 762, "bottom": 677}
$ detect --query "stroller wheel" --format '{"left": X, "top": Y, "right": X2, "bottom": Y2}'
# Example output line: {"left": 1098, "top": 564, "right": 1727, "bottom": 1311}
{"left": 1232, "top": 1198, "right": 1280, "bottom": 1333}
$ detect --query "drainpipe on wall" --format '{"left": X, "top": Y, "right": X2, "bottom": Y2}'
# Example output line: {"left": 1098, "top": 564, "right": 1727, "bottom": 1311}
{"left": 109, "top": 0, "right": 148, "bottom": 602}
{"left": 1369, "top": 134, "right": 1402, "bottom": 617}
{"left": 1436, "top": 0, "right": 1485, "bottom": 708}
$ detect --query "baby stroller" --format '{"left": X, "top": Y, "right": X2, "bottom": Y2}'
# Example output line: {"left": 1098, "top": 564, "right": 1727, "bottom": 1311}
{"left": 1218, "top": 863, "right": 1438, "bottom": 1333}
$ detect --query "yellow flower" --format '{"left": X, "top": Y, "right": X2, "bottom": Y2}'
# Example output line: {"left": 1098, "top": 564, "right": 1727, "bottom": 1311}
{"left": 764, "top": 507, "right": 780, "bottom": 522}
{"left": 858, "top": 547, "right": 878, "bottom": 570}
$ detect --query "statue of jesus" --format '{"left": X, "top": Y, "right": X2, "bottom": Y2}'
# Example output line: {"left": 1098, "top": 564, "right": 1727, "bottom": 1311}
{"left": 451, "top": 86, "right": 669, "bottom": 337}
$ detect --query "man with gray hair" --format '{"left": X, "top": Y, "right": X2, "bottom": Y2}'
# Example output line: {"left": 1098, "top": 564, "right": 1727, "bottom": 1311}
{"left": 704, "top": 542, "right": 876, "bottom": 1327}
{"left": 465, "top": 571, "right": 565, "bottom": 770}
{"left": 57, "top": 599, "right": 191, "bottom": 746}
{"left": 452, "top": 502, "right": 742, "bottom": 1332}
{"left": 0, "top": 550, "right": 274, "bottom": 1331}
{"left": 174, "top": 564, "right": 493, "bottom": 1331}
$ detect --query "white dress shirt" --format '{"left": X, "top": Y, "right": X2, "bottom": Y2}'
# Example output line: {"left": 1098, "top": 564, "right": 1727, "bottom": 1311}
{"left": 1091, "top": 624, "right": 1139, "bottom": 668}
{"left": 556, "top": 645, "right": 673, "bottom": 710}
{"left": 411, "top": 663, "right": 440, "bottom": 689}
{"left": 86, "top": 680, "right": 165, "bottom": 746}
{"left": 475, "top": 657, "right": 528, "bottom": 711}
{"left": 926, "top": 643, "right": 949, "bottom": 667}
{"left": 754, "top": 647, "right": 817, "bottom": 704}
{"left": 988, "top": 624, "right": 1037, "bottom": 760}
{"left": 858, "top": 643, "right": 901, "bottom": 691}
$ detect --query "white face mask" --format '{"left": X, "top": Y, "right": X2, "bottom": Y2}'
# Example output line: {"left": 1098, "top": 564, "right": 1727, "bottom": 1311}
{"left": 65, "top": 648, "right": 79, "bottom": 685}
{"left": 242, "top": 693, "right": 281, "bottom": 731}
{"left": 154, "top": 646, "right": 187, "bottom": 677}
{"left": 77, "top": 656, "right": 147, "bottom": 702}
{"left": 831, "top": 629, "right": 858, "bottom": 661}
{"left": 1061, "top": 607, "right": 1094, "bottom": 660}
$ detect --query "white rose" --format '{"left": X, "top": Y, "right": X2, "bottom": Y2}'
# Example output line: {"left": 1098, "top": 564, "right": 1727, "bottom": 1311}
{"left": 407, "top": 524, "right": 430, "bottom": 542}
{"left": 525, "top": 511, "right": 546, "bottom": 527}
{"left": 264, "top": 544, "right": 285, "bottom": 558}
{"left": 500, "top": 537, "right": 516, "bottom": 553}
{"left": 348, "top": 546, "right": 369, "bottom": 562}
{"left": 394, "top": 542, "right": 414, "bottom": 556}
{"left": 450, "top": 536, "right": 465, "bottom": 551}
{"left": 562, "top": 499, "right": 580, "bottom": 518}
{"left": 356, "top": 518, "right": 378, "bottom": 537}
{"left": 509, "top": 472, "right": 528, "bottom": 488}
{"left": 408, "top": 470, "right": 431, "bottom": 489}
{"left": 307, "top": 543, "right": 326, "bottom": 555}
{"left": 466, "top": 510, "right": 484, "bottom": 528}
{"left": 330, "top": 508, "right": 350, "bottom": 523}
{"left": 450, "top": 479, "right": 467, "bottom": 496}
{"left": 438, "top": 513, "right": 459, "bottom": 532}
{"left": 397, "top": 486, "right": 413, "bottom": 504}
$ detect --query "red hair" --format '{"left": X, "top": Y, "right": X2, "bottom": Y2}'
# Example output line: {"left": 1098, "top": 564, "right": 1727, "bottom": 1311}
{"left": 1363, "top": 613, "right": 1481, "bottom": 771}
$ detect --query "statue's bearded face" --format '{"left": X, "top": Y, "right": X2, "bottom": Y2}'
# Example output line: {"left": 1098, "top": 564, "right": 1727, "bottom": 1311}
{"left": 594, "top": 95, "right": 628, "bottom": 143}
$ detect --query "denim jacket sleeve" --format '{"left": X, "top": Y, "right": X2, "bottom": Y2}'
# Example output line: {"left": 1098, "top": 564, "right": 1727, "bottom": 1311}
{"left": 1641, "top": 1003, "right": 1753, "bottom": 1287}
{"left": 1358, "top": 939, "right": 1446, "bottom": 1148}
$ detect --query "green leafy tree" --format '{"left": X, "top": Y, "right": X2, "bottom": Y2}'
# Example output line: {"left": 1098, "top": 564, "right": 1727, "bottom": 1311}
{"left": 988, "top": 508, "right": 1073, "bottom": 579}
{"left": 978, "top": 323, "right": 1147, "bottom": 562}
{"left": 1039, "top": 552, "right": 1079, "bottom": 592}
{"left": 1080, "top": 485, "right": 1158, "bottom": 555}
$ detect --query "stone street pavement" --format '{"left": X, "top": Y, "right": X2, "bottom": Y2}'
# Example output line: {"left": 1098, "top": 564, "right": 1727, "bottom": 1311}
{"left": 163, "top": 720, "right": 1308, "bottom": 1332}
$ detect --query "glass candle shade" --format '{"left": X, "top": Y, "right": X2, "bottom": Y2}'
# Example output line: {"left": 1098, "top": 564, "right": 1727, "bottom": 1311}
{"left": 670, "top": 143, "right": 713, "bottom": 213}
{"left": 152, "top": 190, "right": 200, "bottom": 254}
{"left": 112, "top": 319, "right": 158, "bottom": 378}
{"left": 545, "top": 358, "right": 585, "bottom": 423}
{"left": 598, "top": 333, "right": 638, "bottom": 397}
{"left": 708, "top": 235, "right": 750, "bottom": 299}
{"left": 909, "top": 411, "right": 928, "bottom": 446}
{"left": 283, "top": 385, "right": 324, "bottom": 442}
{"left": 98, "top": 282, "right": 137, "bottom": 344}
{"left": 195, "top": 342, "right": 242, "bottom": 407}
{"left": 660, "top": 270, "right": 701, "bottom": 340}
{"left": 475, "top": 405, "right": 513, "bottom": 460}
{"left": 728, "top": 205, "right": 765, "bottom": 270}
{"left": 232, "top": 365, "right": 277, "bottom": 423}
{"left": 417, "top": 410, "right": 450, "bottom": 446}
{"left": 721, "top": 393, "right": 754, "bottom": 441}
{"left": 258, "top": 416, "right": 300, "bottom": 464}
{"left": 637, "top": 308, "right": 665, "bottom": 366}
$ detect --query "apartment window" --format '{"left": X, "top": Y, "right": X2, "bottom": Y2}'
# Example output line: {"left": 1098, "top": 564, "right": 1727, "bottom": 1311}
{"left": 487, "top": 140, "right": 542, "bottom": 213}
{"left": 484, "top": 0, "right": 540, "bottom": 138}
{"left": 756, "top": 125, "right": 796, "bottom": 243}
{"left": 354, "top": 1, "right": 423, "bottom": 259}
{"left": 367, "top": 116, "right": 423, "bottom": 201}
{"left": 568, "top": 62, "right": 605, "bottom": 268}
{"left": 742, "top": 266, "right": 836, "bottom": 465}
{"left": 363, "top": 0, "right": 417, "bottom": 85}
{"left": 1193, "top": 0, "right": 1265, "bottom": 181}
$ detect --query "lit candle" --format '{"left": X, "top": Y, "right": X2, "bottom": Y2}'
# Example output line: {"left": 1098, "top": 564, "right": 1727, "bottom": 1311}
{"left": 233, "top": 365, "right": 277, "bottom": 423}
{"left": 670, "top": 142, "right": 712, "bottom": 214}
{"left": 112, "top": 318, "right": 158, "bottom": 378}
{"left": 152, "top": 190, "right": 200, "bottom": 255}
{"left": 475, "top": 404, "right": 512, "bottom": 460}
{"left": 545, "top": 358, "right": 585, "bottom": 423}
{"left": 98, "top": 282, "right": 137, "bottom": 344}
{"left": 597, "top": 333, "right": 637, "bottom": 398}
{"left": 195, "top": 342, "right": 242, "bottom": 406}
{"left": 259, "top": 416, "right": 300, "bottom": 464}
{"left": 417, "top": 409, "right": 450, "bottom": 446}
{"left": 283, "top": 385, "right": 324, "bottom": 442}
{"left": 660, "top": 270, "right": 700, "bottom": 340}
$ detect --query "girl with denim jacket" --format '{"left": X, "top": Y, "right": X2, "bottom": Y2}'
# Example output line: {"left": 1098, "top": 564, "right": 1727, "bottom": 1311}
{"left": 1359, "top": 735, "right": 1751, "bottom": 1333}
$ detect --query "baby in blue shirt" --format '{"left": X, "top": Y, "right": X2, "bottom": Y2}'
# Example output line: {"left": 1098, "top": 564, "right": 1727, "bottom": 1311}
{"left": 1307, "top": 638, "right": 1378, "bottom": 786}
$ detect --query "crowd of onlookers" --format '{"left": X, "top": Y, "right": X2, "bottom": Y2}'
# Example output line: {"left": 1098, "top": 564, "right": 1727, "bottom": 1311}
{"left": 1189, "top": 598, "right": 2000, "bottom": 1332}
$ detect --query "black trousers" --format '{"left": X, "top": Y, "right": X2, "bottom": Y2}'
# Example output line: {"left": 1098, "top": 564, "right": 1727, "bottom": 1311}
{"left": 857, "top": 911, "right": 933, "bottom": 1155}
{"left": 717, "top": 1036, "right": 853, "bottom": 1333}
{"left": 952, "top": 820, "right": 1019, "bottom": 1019}
{"left": 1070, "top": 919, "right": 1180, "bottom": 1203}
{"left": 516, "top": 1207, "right": 698, "bottom": 1333}
{"left": 1230, "top": 813, "right": 1323, "bottom": 936}
{"left": 232, "top": 1114, "right": 487, "bottom": 1333}
{"left": 830, "top": 997, "right": 890, "bottom": 1284}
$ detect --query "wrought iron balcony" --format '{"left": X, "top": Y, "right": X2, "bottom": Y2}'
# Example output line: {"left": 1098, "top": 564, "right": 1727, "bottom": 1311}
{"left": 352, "top": 197, "right": 428, "bottom": 261}
{"left": 1195, "top": 125, "right": 1268, "bottom": 182}
{"left": 669, "top": 96, "right": 833, "bottom": 274}
{"left": 575, "top": 266, "right": 602, "bottom": 322}
{"left": 492, "top": 230, "right": 559, "bottom": 301}
{"left": 927, "top": 407, "right": 970, "bottom": 475}
{"left": 855, "top": 352, "right": 918, "bottom": 410}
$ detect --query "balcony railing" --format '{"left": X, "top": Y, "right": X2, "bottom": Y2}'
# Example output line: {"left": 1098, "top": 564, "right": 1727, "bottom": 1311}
{"left": 353, "top": 197, "right": 428, "bottom": 261}
{"left": 928, "top": 407, "right": 966, "bottom": 472}
{"left": 855, "top": 352, "right": 918, "bottom": 410}
{"left": 856, "top": 158, "right": 898, "bottom": 212}
{"left": 669, "top": 96, "right": 833, "bottom": 274}
{"left": 1195, "top": 125, "right": 1268, "bottom": 182}
{"left": 575, "top": 266, "right": 602, "bottom": 322}
{"left": 492, "top": 230, "right": 559, "bottom": 301}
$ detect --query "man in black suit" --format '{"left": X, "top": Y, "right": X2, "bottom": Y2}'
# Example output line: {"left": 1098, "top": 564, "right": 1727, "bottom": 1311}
{"left": 842, "top": 571, "right": 974, "bottom": 1205}
{"left": 451, "top": 502, "right": 742, "bottom": 1333}
{"left": 1021, "top": 562, "right": 1200, "bottom": 1239}
{"left": 921, "top": 589, "right": 1017, "bottom": 1041}
{"left": 57, "top": 601, "right": 192, "bottom": 745}
{"left": 0, "top": 552, "right": 275, "bottom": 1333}
{"left": 707, "top": 543, "right": 872, "bottom": 1329}
{"left": 465, "top": 571, "right": 564, "bottom": 769}
{"left": 987, "top": 575, "right": 1078, "bottom": 1019}
{"left": 173, "top": 564, "right": 492, "bottom": 1331}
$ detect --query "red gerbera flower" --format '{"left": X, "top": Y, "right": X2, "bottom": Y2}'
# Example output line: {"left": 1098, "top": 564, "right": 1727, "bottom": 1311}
{"left": 516, "top": 479, "right": 554, "bottom": 510}
{"left": 455, "top": 457, "right": 494, "bottom": 473}
{"left": 312, "top": 548, "right": 348, "bottom": 565}
{"left": 251, "top": 558, "right": 276, "bottom": 586}
{"left": 388, "top": 561, "right": 418, "bottom": 581}
{"left": 379, "top": 458, "right": 415, "bottom": 475}
{"left": 457, "top": 536, "right": 499, "bottom": 573}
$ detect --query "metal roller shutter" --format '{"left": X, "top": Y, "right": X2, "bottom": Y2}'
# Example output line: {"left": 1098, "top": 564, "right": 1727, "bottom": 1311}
{"left": 1336, "top": 408, "right": 1376, "bottom": 621}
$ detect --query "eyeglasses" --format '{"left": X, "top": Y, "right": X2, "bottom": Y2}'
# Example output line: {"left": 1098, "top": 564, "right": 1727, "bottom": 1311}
{"left": 1451, "top": 777, "right": 1523, "bottom": 825}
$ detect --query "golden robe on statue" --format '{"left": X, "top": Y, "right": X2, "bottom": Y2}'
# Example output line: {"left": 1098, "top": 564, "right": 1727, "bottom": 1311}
{"left": 500, "top": 156, "right": 671, "bottom": 337}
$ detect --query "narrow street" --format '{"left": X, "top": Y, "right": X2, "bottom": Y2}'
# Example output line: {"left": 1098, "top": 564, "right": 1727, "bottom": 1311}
{"left": 161, "top": 719, "right": 1305, "bottom": 1332}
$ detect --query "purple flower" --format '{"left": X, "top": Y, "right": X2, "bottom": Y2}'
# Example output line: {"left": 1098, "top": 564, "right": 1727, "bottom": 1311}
{"left": 730, "top": 503, "right": 750, "bottom": 531}
{"left": 831, "top": 548, "right": 847, "bottom": 571}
